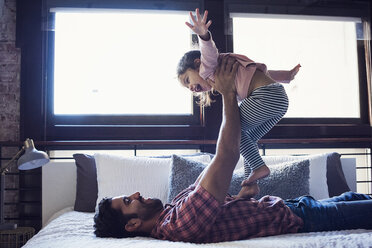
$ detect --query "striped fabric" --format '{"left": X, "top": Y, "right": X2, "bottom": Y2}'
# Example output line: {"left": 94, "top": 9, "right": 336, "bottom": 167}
{"left": 239, "top": 83, "right": 289, "bottom": 178}
{"left": 150, "top": 184, "right": 303, "bottom": 243}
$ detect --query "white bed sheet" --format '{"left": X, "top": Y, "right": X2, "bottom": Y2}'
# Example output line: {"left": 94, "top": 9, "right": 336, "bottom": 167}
{"left": 23, "top": 209, "right": 372, "bottom": 248}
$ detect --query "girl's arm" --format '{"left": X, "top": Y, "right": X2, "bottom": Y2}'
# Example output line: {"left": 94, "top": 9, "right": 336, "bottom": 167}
{"left": 268, "top": 64, "right": 301, "bottom": 83}
{"left": 186, "top": 8, "right": 218, "bottom": 79}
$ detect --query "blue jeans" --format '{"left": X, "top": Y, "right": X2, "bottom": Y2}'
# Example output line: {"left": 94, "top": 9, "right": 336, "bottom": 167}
{"left": 285, "top": 192, "right": 372, "bottom": 232}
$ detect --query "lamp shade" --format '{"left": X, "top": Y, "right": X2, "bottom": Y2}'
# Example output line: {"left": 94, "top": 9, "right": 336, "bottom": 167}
{"left": 17, "top": 139, "right": 50, "bottom": 170}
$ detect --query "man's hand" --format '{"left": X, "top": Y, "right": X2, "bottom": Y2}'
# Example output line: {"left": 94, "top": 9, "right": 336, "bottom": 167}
{"left": 210, "top": 56, "right": 238, "bottom": 96}
{"left": 185, "top": 8, "right": 212, "bottom": 40}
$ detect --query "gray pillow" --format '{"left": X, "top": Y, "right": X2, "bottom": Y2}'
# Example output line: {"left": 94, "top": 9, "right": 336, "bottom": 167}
{"left": 230, "top": 160, "right": 310, "bottom": 200}
{"left": 326, "top": 152, "right": 350, "bottom": 197}
{"left": 73, "top": 153, "right": 98, "bottom": 212}
{"left": 168, "top": 155, "right": 310, "bottom": 202}
{"left": 168, "top": 155, "right": 206, "bottom": 202}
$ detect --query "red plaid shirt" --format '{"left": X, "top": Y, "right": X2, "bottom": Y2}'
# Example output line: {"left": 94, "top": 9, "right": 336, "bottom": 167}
{"left": 151, "top": 184, "right": 303, "bottom": 243}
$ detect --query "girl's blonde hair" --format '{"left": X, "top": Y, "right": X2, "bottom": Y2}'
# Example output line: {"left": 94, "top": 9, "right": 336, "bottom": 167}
{"left": 194, "top": 91, "right": 215, "bottom": 107}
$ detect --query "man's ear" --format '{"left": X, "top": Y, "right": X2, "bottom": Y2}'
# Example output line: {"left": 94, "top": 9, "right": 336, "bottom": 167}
{"left": 193, "top": 58, "right": 201, "bottom": 70}
{"left": 124, "top": 218, "right": 142, "bottom": 232}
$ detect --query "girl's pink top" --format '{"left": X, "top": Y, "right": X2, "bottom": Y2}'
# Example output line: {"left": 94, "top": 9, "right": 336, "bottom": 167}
{"left": 198, "top": 33, "right": 294, "bottom": 101}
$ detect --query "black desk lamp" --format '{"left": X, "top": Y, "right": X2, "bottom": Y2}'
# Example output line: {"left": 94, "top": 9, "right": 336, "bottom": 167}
{"left": 0, "top": 139, "right": 50, "bottom": 230}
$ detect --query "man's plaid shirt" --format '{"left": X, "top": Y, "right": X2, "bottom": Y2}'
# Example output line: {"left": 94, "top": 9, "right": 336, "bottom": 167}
{"left": 151, "top": 184, "right": 303, "bottom": 243}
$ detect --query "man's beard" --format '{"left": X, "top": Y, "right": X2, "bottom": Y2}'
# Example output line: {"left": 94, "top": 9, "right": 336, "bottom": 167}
{"left": 138, "top": 198, "right": 163, "bottom": 221}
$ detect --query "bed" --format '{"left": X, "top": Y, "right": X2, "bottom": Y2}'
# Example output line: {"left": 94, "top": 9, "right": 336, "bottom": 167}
{"left": 22, "top": 152, "right": 372, "bottom": 248}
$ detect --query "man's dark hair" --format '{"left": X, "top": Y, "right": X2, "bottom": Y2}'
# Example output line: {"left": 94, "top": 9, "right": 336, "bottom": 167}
{"left": 176, "top": 50, "right": 201, "bottom": 77}
{"left": 93, "top": 197, "right": 149, "bottom": 238}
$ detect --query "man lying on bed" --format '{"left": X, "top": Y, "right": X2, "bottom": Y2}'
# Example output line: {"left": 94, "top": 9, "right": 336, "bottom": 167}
{"left": 94, "top": 56, "right": 372, "bottom": 243}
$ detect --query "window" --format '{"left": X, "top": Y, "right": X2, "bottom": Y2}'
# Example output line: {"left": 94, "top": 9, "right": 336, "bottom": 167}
{"left": 52, "top": 9, "right": 194, "bottom": 116}
{"left": 36, "top": 1, "right": 206, "bottom": 140}
{"left": 46, "top": 7, "right": 204, "bottom": 132}
{"left": 231, "top": 13, "right": 363, "bottom": 119}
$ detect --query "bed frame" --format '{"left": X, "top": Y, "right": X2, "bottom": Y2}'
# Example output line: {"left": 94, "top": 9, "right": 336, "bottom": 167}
{"left": 1, "top": 138, "right": 371, "bottom": 231}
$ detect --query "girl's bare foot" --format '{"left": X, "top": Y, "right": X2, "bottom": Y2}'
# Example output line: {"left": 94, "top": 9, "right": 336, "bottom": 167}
{"left": 242, "top": 165, "right": 270, "bottom": 186}
{"left": 290, "top": 64, "right": 301, "bottom": 80}
{"left": 236, "top": 183, "right": 260, "bottom": 199}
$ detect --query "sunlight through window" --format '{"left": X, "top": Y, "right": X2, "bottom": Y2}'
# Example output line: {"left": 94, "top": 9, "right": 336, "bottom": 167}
{"left": 231, "top": 14, "right": 361, "bottom": 118}
{"left": 53, "top": 9, "right": 193, "bottom": 115}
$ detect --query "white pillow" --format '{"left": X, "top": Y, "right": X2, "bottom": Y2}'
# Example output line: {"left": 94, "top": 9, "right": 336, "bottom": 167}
{"left": 235, "top": 153, "right": 329, "bottom": 199}
{"left": 94, "top": 153, "right": 211, "bottom": 208}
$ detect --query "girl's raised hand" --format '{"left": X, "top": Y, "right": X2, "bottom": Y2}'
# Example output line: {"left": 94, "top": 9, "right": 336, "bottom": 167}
{"left": 185, "top": 8, "right": 212, "bottom": 38}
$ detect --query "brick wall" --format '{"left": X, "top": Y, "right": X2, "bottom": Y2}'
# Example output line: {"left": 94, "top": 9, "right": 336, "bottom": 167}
{"left": 0, "top": 0, "right": 21, "bottom": 224}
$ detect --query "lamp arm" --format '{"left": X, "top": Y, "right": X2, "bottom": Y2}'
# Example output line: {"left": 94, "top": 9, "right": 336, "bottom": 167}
{"left": 0, "top": 146, "right": 25, "bottom": 175}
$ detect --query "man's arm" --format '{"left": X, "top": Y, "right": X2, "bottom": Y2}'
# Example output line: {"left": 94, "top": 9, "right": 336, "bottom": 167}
{"left": 198, "top": 56, "right": 240, "bottom": 204}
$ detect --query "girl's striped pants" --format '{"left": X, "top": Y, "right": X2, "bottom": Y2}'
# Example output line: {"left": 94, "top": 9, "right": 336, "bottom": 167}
{"left": 239, "top": 83, "right": 289, "bottom": 178}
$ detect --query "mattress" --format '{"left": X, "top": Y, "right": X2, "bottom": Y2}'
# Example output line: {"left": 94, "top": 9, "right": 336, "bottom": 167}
{"left": 23, "top": 208, "right": 372, "bottom": 248}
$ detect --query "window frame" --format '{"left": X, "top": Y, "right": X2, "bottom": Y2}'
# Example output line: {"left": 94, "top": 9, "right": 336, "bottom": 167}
{"left": 17, "top": 0, "right": 372, "bottom": 143}
{"left": 41, "top": 0, "right": 206, "bottom": 140}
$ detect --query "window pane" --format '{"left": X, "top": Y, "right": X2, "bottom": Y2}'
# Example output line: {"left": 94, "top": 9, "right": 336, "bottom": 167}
{"left": 232, "top": 14, "right": 361, "bottom": 118}
{"left": 54, "top": 9, "right": 193, "bottom": 115}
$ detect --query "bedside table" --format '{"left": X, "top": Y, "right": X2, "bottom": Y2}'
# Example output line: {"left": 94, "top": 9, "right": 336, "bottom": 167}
{"left": 0, "top": 227, "right": 35, "bottom": 248}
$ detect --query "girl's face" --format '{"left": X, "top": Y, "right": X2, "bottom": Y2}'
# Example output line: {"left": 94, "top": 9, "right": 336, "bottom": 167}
{"left": 179, "top": 69, "right": 212, "bottom": 93}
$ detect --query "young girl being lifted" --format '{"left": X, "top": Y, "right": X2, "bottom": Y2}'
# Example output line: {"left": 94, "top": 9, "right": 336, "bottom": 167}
{"left": 177, "top": 8, "right": 301, "bottom": 197}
